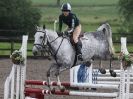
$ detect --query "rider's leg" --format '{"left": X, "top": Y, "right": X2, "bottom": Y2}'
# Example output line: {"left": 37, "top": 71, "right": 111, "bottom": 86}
{"left": 73, "top": 24, "right": 83, "bottom": 61}
{"left": 75, "top": 40, "right": 83, "bottom": 61}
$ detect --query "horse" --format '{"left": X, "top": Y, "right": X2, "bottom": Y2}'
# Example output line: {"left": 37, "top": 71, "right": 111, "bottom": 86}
{"left": 32, "top": 22, "right": 116, "bottom": 91}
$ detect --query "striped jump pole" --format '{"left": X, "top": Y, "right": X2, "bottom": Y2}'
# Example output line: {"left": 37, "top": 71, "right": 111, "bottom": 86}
{"left": 25, "top": 87, "right": 118, "bottom": 98}
{"left": 26, "top": 80, "right": 70, "bottom": 87}
{"left": 25, "top": 80, "right": 119, "bottom": 90}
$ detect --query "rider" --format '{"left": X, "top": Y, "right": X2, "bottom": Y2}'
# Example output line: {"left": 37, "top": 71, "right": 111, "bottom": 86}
{"left": 58, "top": 3, "right": 83, "bottom": 61}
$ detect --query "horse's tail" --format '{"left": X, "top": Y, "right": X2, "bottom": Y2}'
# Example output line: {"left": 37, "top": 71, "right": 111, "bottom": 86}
{"left": 98, "top": 23, "right": 115, "bottom": 56}
{"left": 105, "top": 23, "right": 115, "bottom": 56}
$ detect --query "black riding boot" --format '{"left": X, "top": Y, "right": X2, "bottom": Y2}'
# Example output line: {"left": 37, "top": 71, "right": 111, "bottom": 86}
{"left": 75, "top": 41, "right": 83, "bottom": 61}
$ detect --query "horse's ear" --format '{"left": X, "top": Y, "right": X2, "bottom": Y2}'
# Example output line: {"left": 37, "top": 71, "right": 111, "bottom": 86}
{"left": 43, "top": 24, "right": 46, "bottom": 29}
{"left": 35, "top": 25, "right": 39, "bottom": 30}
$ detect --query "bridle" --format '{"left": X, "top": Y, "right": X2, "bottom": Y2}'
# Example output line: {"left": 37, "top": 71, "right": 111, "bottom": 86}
{"left": 33, "top": 31, "right": 48, "bottom": 54}
{"left": 34, "top": 30, "right": 64, "bottom": 59}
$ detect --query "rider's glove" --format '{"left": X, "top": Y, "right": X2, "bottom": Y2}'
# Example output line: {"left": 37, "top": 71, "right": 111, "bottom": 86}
{"left": 67, "top": 28, "right": 74, "bottom": 36}
{"left": 64, "top": 31, "right": 71, "bottom": 36}
{"left": 64, "top": 31, "right": 68, "bottom": 36}
{"left": 57, "top": 31, "right": 63, "bottom": 37}
{"left": 68, "top": 28, "right": 74, "bottom": 33}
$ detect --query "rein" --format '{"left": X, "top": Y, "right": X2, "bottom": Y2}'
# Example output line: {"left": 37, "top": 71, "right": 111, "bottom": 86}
{"left": 49, "top": 36, "right": 60, "bottom": 44}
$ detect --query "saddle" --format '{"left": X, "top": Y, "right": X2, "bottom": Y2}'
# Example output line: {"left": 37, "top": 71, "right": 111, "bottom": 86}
{"left": 79, "top": 32, "right": 84, "bottom": 37}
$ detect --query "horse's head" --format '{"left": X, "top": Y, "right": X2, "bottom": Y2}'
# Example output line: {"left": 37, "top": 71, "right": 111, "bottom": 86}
{"left": 32, "top": 25, "right": 47, "bottom": 56}
{"left": 32, "top": 25, "right": 59, "bottom": 56}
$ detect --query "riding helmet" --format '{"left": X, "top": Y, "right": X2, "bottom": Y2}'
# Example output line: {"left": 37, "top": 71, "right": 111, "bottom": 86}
{"left": 61, "top": 3, "right": 71, "bottom": 11}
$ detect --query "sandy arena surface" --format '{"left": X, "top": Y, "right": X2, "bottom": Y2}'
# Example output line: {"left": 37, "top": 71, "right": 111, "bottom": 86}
{"left": 0, "top": 58, "right": 132, "bottom": 99}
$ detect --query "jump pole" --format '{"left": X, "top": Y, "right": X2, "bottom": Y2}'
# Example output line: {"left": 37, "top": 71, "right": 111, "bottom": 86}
{"left": 25, "top": 80, "right": 119, "bottom": 90}
{"left": 25, "top": 88, "right": 118, "bottom": 98}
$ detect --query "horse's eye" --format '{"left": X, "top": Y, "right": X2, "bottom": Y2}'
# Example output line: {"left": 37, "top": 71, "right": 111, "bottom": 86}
{"left": 40, "top": 36, "right": 43, "bottom": 39}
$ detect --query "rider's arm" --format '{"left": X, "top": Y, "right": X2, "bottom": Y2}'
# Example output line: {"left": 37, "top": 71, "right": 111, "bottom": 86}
{"left": 68, "top": 14, "right": 77, "bottom": 33}
{"left": 68, "top": 19, "right": 75, "bottom": 33}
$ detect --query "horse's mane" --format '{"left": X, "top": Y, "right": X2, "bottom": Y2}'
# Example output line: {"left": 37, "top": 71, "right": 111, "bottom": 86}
{"left": 45, "top": 29, "right": 58, "bottom": 37}
{"left": 46, "top": 29, "right": 55, "bottom": 33}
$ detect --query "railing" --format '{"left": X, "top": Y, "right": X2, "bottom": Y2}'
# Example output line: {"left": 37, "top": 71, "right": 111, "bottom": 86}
{"left": 0, "top": 36, "right": 32, "bottom": 56}
{"left": 0, "top": 33, "right": 133, "bottom": 57}
{"left": 0, "top": 36, "right": 51, "bottom": 58}
{"left": 112, "top": 33, "right": 133, "bottom": 43}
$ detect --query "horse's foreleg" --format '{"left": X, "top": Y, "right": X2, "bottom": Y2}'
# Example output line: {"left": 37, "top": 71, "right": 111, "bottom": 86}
{"left": 46, "top": 70, "right": 52, "bottom": 91}
{"left": 46, "top": 64, "right": 54, "bottom": 92}
{"left": 57, "top": 75, "right": 65, "bottom": 92}
{"left": 99, "top": 60, "right": 106, "bottom": 74}
{"left": 109, "top": 59, "right": 117, "bottom": 77}
{"left": 55, "top": 67, "right": 65, "bottom": 92}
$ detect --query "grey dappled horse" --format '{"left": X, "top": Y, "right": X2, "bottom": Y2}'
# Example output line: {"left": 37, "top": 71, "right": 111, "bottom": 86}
{"left": 32, "top": 23, "right": 116, "bottom": 91}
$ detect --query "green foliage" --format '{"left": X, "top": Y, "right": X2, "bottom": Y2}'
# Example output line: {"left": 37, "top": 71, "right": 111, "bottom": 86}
{"left": 118, "top": 0, "right": 133, "bottom": 33}
{"left": 0, "top": 0, "right": 41, "bottom": 37}
{"left": 10, "top": 50, "right": 24, "bottom": 64}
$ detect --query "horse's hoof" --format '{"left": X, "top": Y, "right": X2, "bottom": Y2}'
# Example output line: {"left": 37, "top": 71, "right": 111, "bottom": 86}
{"left": 110, "top": 70, "right": 117, "bottom": 77}
{"left": 51, "top": 88, "right": 56, "bottom": 94}
{"left": 86, "top": 61, "right": 91, "bottom": 67}
{"left": 60, "top": 86, "right": 65, "bottom": 92}
{"left": 48, "top": 56, "right": 52, "bottom": 60}
{"left": 99, "top": 68, "right": 106, "bottom": 74}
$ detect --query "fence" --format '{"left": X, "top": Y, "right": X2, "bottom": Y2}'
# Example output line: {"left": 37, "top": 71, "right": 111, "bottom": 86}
{"left": 113, "top": 33, "right": 133, "bottom": 43}
{"left": 0, "top": 33, "right": 133, "bottom": 57}
{"left": 0, "top": 36, "right": 32, "bottom": 56}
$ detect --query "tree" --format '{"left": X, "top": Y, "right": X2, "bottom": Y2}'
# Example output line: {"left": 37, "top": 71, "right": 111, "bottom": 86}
{"left": 0, "top": 0, "right": 41, "bottom": 37}
{"left": 118, "top": 0, "right": 133, "bottom": 33}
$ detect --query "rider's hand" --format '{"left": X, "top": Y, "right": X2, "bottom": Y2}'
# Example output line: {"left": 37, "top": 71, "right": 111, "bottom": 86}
{"left": 67, "top": 28, "right": 73, "bottom": 35}
{"left": 58, "top": 33, "right": 63, "bottom": 37}
{"left": 57, "top": 31, "right": 63, "bottom": 37}
{"left": 64, "top": 31, "right": 71, "bottom": 36}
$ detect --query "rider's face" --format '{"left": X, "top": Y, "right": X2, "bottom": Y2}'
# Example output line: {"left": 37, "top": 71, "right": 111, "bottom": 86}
{"left": 62, "top": 11, "right": 69, "bottom": 16}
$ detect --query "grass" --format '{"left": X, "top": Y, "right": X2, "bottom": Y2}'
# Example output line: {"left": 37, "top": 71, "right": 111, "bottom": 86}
{"left": 38, "top": 6, "right": 120, "bottom": 32}
{"left": 32, "top": 0, "right": 120, "bottom": 32}
{"left": 114, "top": 43, "right": 133, "bottom": 53}
{"left": 0, "top": 42, "right": 33, "bottom": 56}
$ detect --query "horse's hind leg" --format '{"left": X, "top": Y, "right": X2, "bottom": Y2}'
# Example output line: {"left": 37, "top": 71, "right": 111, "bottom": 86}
{"left": 83, "top": 61, "right": 91, "bottom": 67}
{"left": 109, "top": 59, "right": 117, "bottom": 77}
{"left": 99, "top": 60, "right": 106, "bottom": 74}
